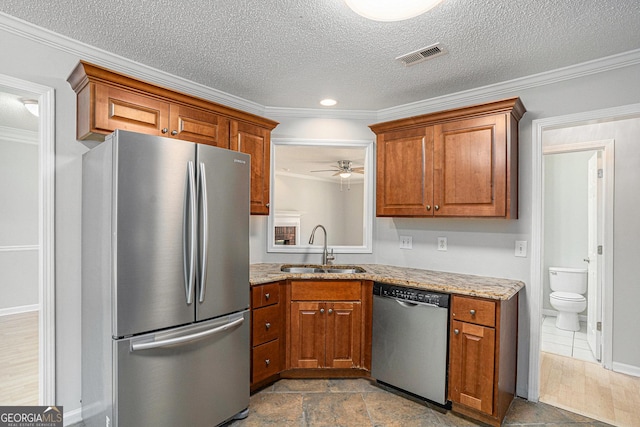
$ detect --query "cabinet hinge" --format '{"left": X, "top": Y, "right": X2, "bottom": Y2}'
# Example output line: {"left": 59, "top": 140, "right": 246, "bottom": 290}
{"left": 598, "top": 169, "right": 603, "bottom": 178}
{"left": 597, "top": 321, "right": 602, "bottom": 331}
{"left": 598, "top": 245, "right": 603, "bottom": 255}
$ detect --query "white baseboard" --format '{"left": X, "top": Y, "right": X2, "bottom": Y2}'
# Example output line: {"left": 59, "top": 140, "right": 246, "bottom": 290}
{"left": 612, "top": 362, "right": 640, "bottom": 378}
{"left": 541, "top": 309, "right": 587, "bottom": 322}
{"left": 0, "top": 304, "right": 39, "bottom": 317}
{"left": 63, "top": 407, "right": 83, "bottom": 426}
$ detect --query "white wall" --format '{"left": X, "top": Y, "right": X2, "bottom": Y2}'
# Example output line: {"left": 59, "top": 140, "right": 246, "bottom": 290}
{"left": 1, "top": 14, "right": 639, "bottom": 419}
{"left": 543, "top": 151, "right": 592, "bottom": 311}
{"left": 0, "top": 133, "right": 39, "bottom": 309}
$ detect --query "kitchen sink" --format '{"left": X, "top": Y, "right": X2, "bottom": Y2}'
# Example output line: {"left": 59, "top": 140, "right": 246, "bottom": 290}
{"left": 280, "top": 266, "right": 326, "bottom": 273}
{"left": 280, "top": 265, "right": 366, "bottom": 274}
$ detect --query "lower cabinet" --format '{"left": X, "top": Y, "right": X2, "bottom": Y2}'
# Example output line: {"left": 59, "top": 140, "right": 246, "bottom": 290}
{"left": 250, "top": 282, "right": 285, "bottom": 388}
{"left": 289, "top": 301, "right": 361, "bottom": 368}
{"left": 448, "top": 294, "right": 518, "bottom": 427}
{"left": 250, "top": 279, "right": 372, "bottom": 390}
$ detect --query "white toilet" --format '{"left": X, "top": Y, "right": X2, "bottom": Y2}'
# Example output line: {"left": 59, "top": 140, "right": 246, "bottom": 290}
{"left": 549, "top": 267, "right": 587, "bottom": 331}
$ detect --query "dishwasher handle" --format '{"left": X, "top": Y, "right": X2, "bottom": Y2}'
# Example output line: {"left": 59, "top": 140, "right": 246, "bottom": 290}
{"left": 374, "top": 293, "right": 443, "bottom": 308}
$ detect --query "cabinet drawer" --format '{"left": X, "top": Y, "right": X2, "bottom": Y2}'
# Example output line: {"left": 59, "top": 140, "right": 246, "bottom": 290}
{"left": 252, "top": 304, "right": 281, "bottom": 346}
{"left": 251, "top": 282, "right": 280, "bottom": 308}
{"left": 452, "top": 295, "right": 496, "bottom": 327}
{"left": 252, "top": 339, "right": 280, "bottom": 383}
{"left": 291, "top": 281, "right": 361, "bottom": 301}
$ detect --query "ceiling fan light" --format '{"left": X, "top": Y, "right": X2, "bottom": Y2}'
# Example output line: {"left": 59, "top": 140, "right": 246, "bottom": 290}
{"left": 339, "top": 171, "right": 352, "bottom": 179}
{"left": 344, "top": 0, "right": 443, "bottom": 22}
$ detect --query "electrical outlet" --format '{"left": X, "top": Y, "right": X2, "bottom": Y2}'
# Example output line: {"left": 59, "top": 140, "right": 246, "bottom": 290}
{"left": 515, "top": 240, "right": 527, "bottom": 257}
{"left": 399, "top": 235, "right": 413, "bottom": 249}
{"left": 437, "top": 237, "right": 447, "bottom": 251}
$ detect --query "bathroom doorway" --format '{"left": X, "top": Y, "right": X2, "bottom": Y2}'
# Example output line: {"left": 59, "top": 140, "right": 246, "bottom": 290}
{"left": 542, "top": 145, "right": 607, "bottom": 363}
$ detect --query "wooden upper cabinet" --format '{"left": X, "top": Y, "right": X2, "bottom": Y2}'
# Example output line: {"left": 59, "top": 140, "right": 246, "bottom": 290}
{"left": 169, "top": 104, "right": 230, "bottom": 146}
{"left": 67, "top": 60, "right": 277, "bottom": 144}
{"left": 370, "top": 97, "right": 524, "bottom": 218}
{"left": 376, "top": 127, "right": 434, "bottom": 216}
{"left": 68, "top": 61, "right": 278, "bottom": 215}
{"left": 230, "top": 121, "right": 271, "bottom": 215}
{"left": 91, "top": 84, "right": 169, "bottom": 137}
{"left": 433, "top": 114, "right": 507, "bottom": 217}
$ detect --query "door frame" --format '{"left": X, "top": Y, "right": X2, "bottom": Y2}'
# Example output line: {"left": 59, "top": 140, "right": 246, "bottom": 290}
{"left": 528, "top": 103, "right": 640, "bottom": 401}
{"left": 0, "top": 74, "right": 55, "bottom": 404}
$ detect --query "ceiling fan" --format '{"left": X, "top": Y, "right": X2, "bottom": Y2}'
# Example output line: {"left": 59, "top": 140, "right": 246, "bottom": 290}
{"left": 311, "top": 160, "right": 364, "bottom": 178}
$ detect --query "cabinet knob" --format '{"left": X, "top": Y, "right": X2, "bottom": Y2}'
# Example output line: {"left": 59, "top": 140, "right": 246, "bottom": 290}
{"left": 426, "top": 205, "right": 431, "bottom": 211}
{"left": 470, "top": 309, "right": 476, "bottom": 316}
{"left": 265, "top": 293, "right": 270, "bottom": 300}
{"left": 328, "top": 308, "right": 333, "bottom": 314}
{"left": 265, "top": 322, "right": 271, "bottom": 330}
{"left": 454, "top": 329, "right": 459, "bottom": 335}
{"left": 161, "top": 128, "right": 168, "bottom": 134}
{"left": 265, "top": 359, "right": 270, "bottom": 366}
{"left": 320, "top": 308, "right": 325, "bottom": 313}
{"left": 171, "top": 130, "right": 178, "bottom": 136}
{"left": 434, "top": 205, "right": 440, "bottom": 211}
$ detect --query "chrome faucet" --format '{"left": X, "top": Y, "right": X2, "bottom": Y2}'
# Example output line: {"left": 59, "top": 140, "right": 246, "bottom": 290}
{"left": 309, "top": 224, "right": 334, "bottom": 265}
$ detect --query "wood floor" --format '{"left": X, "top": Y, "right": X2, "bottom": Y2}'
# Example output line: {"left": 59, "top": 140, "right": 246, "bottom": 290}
{"left": 0, "top": 310, "right": 39, "bottom": 405}
{"left": 540, "top": 351, "right": 640, "bottom": 426}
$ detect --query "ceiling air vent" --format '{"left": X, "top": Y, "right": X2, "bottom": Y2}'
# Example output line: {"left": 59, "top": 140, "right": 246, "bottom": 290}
{"left": 396, "top": 43, "right": 447, "bottom": 67}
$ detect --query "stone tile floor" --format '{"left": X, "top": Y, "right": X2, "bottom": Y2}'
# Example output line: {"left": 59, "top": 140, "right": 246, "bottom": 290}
{"left": 224, "top": 378, "right": 612, "bottom": 427}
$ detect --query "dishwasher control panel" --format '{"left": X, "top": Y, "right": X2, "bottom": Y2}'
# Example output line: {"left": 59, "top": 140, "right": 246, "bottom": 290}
{"left": 373, "top": 282, "right": 450, "bottom": 308}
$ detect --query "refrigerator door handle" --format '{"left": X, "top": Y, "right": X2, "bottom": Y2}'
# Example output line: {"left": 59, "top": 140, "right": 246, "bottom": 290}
{"left": 183, "top": 161, "right": 197, "bottom": 305}
{"left": 198, "top": 162, "right": 209, "bottom": 303}
{"left": 130, "top": 316, "right": 245, "bottom": 351}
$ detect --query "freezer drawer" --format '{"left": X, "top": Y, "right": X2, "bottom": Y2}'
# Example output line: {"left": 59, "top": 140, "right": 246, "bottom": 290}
{"left": 113, "top": 311, "right": 249, "bottom": 427}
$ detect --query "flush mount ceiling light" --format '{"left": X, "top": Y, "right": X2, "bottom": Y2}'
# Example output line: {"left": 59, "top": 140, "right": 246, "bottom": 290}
{"left": 320, "top": 98, "right": 337, "bottom": 106}
{"left": 22, "top": 99, "right": 39, "bottom": 117}
{"left": 344, "top": 0, "right": 443, "bottom": 21}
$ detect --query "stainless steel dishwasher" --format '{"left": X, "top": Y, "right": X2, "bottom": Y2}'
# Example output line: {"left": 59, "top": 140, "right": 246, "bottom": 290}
{"left": 371, "top": 282, "right": 450, "bottom": 405}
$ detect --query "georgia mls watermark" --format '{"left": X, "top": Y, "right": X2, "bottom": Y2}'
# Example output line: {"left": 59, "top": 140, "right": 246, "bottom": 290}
{"left": 0, "top": 406, "right": 62, "bottom": 427}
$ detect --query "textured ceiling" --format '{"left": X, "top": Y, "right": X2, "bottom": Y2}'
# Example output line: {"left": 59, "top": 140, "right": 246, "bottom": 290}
{"left": 1, "top": 1, "right": 639, "bottom": 110}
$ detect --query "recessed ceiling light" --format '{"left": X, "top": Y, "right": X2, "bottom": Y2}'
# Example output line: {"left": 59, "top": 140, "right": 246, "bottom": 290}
{"left": 345, "top": 0, "right": 443, "bottom": 22}
{"left": 320, "top": 99, "right": 337, "bottom": 107}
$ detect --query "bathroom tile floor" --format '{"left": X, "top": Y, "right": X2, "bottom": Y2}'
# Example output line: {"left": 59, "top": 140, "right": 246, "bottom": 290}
{"left": 224, "top": 378, "right": 611, "bottom": 427}
{"left": 541, "top": 315, "right": 598, "bottom": 363}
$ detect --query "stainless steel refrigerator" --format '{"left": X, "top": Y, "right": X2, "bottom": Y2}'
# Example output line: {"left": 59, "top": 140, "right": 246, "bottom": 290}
{"left": 81, "top": 130, "right": 251, "bottom": 427}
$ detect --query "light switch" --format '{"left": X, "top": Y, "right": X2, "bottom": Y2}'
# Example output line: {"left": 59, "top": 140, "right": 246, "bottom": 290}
{"left": 400, "top": 235, "right": 413, "bottom": 249}
{"left": 515, "top": 241, "right": 527, "bottom": 257}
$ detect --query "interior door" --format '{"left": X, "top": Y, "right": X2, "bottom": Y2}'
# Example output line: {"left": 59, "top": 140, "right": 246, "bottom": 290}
{"left": 586, "top": 152, "right": 602, "bottom": 361}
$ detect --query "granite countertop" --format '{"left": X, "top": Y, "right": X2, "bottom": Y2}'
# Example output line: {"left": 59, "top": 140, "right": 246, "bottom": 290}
{"left": 250, "top": 263, "right": 524, "bottom": 300}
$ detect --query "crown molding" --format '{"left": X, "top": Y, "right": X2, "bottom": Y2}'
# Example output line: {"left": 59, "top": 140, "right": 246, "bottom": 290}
{"left": 2, "top": 12, "right": 639, "bottom": 123}
{"left": 377, "top": 48, "right": 640, "bottom": 122}
{"left": 0, "top": 125, "right": 38, "bottom": 145}
{"left": 0, "top": 12, "right": 267, "bottom": 117}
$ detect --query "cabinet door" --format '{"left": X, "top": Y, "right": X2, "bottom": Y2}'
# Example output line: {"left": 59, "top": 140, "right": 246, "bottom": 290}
{"left": 433, "top": 114, "right": 507, "bottom": 216}
{"left": 92, "top": 83, "right": 169, "bottom": 137}
{"left": 230, "top": 121, "right": 271, "bottom": 215}
{"left": 290, "top": 302, "right": 325, "bottom": 368}
{"left": 169, "top": 104, "right": 229, "bottom": 146}
{"left": 325, "top": 302, "right": 362, "bottom": 368}
{"left": 376, "top": 127, "right": 434, "bottom": 216}
{"left": 449, "top": 319, "right": 495, "bottom": 415}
